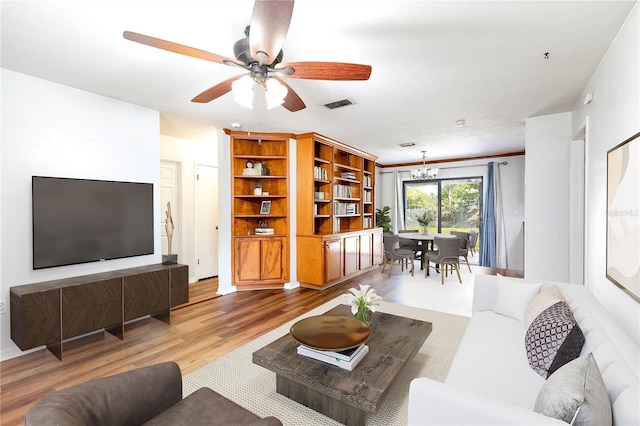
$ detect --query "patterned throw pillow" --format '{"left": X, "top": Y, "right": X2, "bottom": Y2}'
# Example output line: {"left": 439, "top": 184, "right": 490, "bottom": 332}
{"left": 534, "top": 353, "right": 612, "bottom": 426}
{"left": 525, "top": 301, "right": 585, "bottom": 378}
{"left": 524, "top": 285, "right": 566, "bottom": 330}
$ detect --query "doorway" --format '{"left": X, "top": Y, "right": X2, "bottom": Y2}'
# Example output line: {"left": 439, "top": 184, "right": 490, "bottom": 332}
{"left": 196, "top": 164, "right": 219, "bottom": 279}
{"left": 570, "top": 119, "right": 587, "bottom": 285}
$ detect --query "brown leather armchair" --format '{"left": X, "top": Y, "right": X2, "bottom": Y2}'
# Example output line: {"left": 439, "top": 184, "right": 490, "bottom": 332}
{"left": 25, "top": 362, "right": 282, "bottom": 426}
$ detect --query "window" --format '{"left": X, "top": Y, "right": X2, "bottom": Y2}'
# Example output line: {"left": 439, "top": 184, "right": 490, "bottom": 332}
{"left": 404, "top": 177, "right": 483, "bottom": 257}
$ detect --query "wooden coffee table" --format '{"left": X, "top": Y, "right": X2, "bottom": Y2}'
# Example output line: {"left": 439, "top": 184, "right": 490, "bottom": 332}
{"left": 252, "top": 304, "right": 432, "bottom": 425}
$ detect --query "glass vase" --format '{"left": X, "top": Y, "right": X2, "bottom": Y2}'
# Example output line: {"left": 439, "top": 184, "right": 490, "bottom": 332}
{"left": 355, "top": 307, "right": 370, "bottom": 323}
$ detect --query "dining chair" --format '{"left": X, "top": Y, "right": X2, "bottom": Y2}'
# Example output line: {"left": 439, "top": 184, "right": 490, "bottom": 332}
{"left": 381, "top": 235, "right": 415, "bottom": 277}
{"left": 450, "top": 231, "right": 472, "bottom": 272}
{"left": 398, "top": 229, "right": 421, "bottom": 265}
{"left": 423, "top": 236, "right": 462, "bottom": 284}
{"left": 468, "top": 230, "right": 478, "bottom": 256}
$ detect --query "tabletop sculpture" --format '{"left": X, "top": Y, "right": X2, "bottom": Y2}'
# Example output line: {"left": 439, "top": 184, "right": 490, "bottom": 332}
{"left": 163, "top": 202, "right": 177, "bottom": 264}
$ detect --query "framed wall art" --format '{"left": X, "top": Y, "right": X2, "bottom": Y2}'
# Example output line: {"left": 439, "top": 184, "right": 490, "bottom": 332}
{"left": 606, "top": 131, "right": 640, "bottom": 302}
{"left": 260, "top": 200, "right": 272, "bottom": 215}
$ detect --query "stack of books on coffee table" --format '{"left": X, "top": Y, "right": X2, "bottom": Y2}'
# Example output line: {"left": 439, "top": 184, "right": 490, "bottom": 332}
{"left": 297, "top": 344, "right": 369, "bottom": 371}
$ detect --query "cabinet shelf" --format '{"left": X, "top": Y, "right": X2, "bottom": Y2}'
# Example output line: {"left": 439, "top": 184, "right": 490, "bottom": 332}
{"left": 314, "top": 199, "right": 331, "bottom": 203}
{"left": 335, "top": 197, "right": 361, "bottom": 202}
{"left": 235, "top": 214, "right": 287, "bottom": 219}
{"left": 234, "top": 195, "right": 287, "bottom": 199}
{"left": 334, "top": 177, "right": 361, "bottom": 184}
{"left": 314, "top": 215, "right": 331, "bottom": 218}
{"left": 234, "top": 155, "right": 287, "bottom": 160}
{"left": 234, "top": 175, "right": 287, "bottom": 179}
{"left": 334, "top": 163, "right": 360, "bottom": 172}
{"left": 314, "top": 157, "right": 331, "bottom": 164}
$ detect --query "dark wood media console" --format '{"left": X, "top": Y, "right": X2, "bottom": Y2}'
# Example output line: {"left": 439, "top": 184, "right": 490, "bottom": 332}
{"left": 10, "top": 263, "right": 189, "bottom": 360}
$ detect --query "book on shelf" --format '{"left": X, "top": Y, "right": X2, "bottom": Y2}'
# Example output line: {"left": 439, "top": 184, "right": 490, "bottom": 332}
{"left": 333, "top": 184, "right": 352, "bottom": 198}
{"left": 297, "top": 344, "right": 369, "bottom": 371}
{"left": 314, "top": 166, "right": 328, "bottom": 180}
{"left": 255, "top": 228, "right": 274, "bottom": 234}
{"left": 334, "top": 202, "right": 359, "bottom": 215}
{"left": 340, "top": 172, "right": 357, "bottom": 180}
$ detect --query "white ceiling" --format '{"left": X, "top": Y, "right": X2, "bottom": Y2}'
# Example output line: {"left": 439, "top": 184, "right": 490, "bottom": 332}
{"left": 1, "top": 1, "right": 635, "bottom": 165}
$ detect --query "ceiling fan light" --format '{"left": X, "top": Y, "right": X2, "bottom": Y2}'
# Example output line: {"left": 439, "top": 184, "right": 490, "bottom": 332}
{"left": 232, "top": 75, "right": 255, "bottom": 108}
{"left": 265, "top": 78, "right": 288, "bottom": 109}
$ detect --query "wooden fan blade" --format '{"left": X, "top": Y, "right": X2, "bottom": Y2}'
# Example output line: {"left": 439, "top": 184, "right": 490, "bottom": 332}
{"left": 250, "top": 0, "right": 294, "bottom": 65}
{"left": 274, "top": 77, "right": 305, "bottom": 112}
{"left": 123, "top": 31, "right": 243, "bottom": 66}
{"left": 191, "top": 75, "right": 242, "bottom": 103}
{"left": 277, "top": 61, "right": 372, "bottom": 80}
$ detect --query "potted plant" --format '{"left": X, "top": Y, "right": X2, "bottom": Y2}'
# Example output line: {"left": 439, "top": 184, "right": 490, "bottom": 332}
{"left": 416, "top": 211, "right": 434, "bottom": 233}
{"left": 375, "top": 205, "right": 393, "bottom": 234}
{"left": 253, "top": 183, "right": 263, "bottom": 195}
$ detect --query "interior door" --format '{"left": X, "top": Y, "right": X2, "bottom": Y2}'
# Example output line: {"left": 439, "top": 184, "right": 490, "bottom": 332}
{"left": 160, "top": 160, "right": 181, "bottom": 261}
{"left": 196, "top": 164, "right": 219, "bottom": 279}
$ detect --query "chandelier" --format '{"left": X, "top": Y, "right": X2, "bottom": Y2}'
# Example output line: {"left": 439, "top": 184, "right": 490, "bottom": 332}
{"left": 411, "top": 151, "right": 439, "bottom": 180}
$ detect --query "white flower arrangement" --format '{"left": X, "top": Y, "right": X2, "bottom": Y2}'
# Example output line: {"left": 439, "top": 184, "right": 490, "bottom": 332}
{"left": 345, "top": 284, "right": 382, "bottom": 323}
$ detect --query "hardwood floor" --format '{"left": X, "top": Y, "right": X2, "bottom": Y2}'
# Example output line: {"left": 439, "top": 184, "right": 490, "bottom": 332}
{"left": 0, "top": 266, "right": 519, "bottom": 425}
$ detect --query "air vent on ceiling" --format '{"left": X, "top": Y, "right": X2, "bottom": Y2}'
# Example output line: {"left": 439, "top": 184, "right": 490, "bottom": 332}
{"left": 323, "top": 98, "right": 354, "bottom": 110}
{"left": 398, "top": 142, "right": 416, "bottom": 148}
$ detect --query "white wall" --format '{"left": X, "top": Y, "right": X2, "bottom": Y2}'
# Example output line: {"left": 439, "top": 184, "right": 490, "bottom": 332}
{"left": 376, "top": 155, "right": 526, "bottom": 271}
{"left": 159, "top": 119, "right": 219, "bottom": 283}
{"left": 571, "top": 3, "right": 640, "bottom": 341}
{"left": 0, "top": 69, "right": 161, "bottom": 360}
{"left": 524, "top": 112, "right": 572, "bottom": 282}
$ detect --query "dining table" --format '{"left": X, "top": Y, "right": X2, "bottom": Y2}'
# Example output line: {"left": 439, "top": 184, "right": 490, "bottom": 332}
{"left": 397, "top": 232, "right": 458, "bottom": 270}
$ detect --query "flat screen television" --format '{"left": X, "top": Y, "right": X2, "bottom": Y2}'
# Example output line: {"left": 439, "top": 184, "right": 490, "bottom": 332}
{"left": 32, "top": 176, "right": 154, "bottom": 269}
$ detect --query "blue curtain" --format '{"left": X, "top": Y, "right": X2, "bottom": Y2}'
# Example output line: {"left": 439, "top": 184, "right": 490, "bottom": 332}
{"left": 480, "top": 162, "right": 496, "bottom": 267}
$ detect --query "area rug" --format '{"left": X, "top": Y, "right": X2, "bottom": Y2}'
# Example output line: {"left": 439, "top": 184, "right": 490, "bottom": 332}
{"left": 183, "top": 297, "right": 469, "bottom": 426}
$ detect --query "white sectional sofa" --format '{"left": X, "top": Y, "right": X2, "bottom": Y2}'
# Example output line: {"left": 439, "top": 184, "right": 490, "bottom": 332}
{"left": 408, "top": 274, "right": 639, "bottom": 425}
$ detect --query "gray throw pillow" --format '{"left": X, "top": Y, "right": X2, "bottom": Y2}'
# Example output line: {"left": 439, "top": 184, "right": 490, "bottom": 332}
{"left": 525, "top": 301, "right": 585, "bottom": 378}
{"left": 534, "top": 353, "right": 612, "bottom": 426}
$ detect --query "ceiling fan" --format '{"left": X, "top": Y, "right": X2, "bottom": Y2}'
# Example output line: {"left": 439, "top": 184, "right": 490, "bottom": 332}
{"left": 123, "top": 0, "right": 372, "bottom": 112}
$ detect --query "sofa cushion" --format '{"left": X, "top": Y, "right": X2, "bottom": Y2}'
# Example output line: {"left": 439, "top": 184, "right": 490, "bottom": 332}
{"left": 524, "top": 285, "right": 565, "bottom": 330}
{"left": 534, "top": 353, "right": 612, "bottom": 426}
{"left": 446, "top": 311, "right": 545, "bottom": 409}
{"left": 525, "top": 301, "right": 585, "bottom": 378}
{"left": 493, "top": 274, "right": 542, "bottom": 321}
{"left": 143, "top": 387, "right": 282, "bottom": 426}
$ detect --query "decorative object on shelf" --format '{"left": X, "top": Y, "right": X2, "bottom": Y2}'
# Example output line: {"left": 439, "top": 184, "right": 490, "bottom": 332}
{"left": 375, "top": 205, "right": 393, "bottom": 234}
{"left": 416, "top": 210, "right": 435, "bottom": 233}
{"left": 163, "top": 202, "right": 177, "bottom": 264}
{"left": 411, "top": 151, "right": 439, "bottom": 180}
{"left": 253, "top": 183, "right": 263, "bottom": 195}
{"left": 289, "top": 315, "right": 371, "bottom": 351}
{"left": 260, "top": 200, "right": 271, "bottom": 214}
{"left": 345, "top": 284, "right": 382, "bottom": 323}
{"left": 259, "top": 220, "right": 270, "bottom": 228}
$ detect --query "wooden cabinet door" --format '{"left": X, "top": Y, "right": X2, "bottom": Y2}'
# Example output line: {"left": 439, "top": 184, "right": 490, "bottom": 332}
{"left": 324, "top": 239, "right": 343, "bottom": 283}
{"left": 62, "top": 284, "right": 94, "bottom": 339}
{"left": 343, "top": 235, "right": 359, "bottom": 276}
{"left": 235, "top": 238, "right": 261, "bottom": 282}
{"left": 373, "top": 230, "right": 384, "bottom": 265}
{"left": 261, "top": 238, "right": 284, "bottom": 280}
{"left": 360, "top": 233, "right": 373, "bottom": 269}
